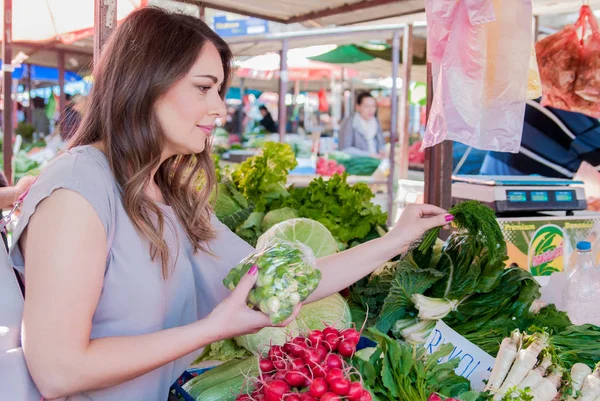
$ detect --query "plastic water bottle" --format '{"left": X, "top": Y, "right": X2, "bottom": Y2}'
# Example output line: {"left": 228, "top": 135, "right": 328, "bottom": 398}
{"left": 563, "top": 241, "right": 600, "bottom": 325}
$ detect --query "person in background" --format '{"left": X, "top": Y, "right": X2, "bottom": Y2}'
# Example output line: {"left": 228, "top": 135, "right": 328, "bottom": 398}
{"left": 31, "top": 97, "right": 50, "bottom": 136}
{"left": 0, "top": 173, "right": 36, "bottom": 210}
{"left": 258, "top": 104, "right": 277, "bottom": 133}
{"left": 58, "top": 94, "right": 87, "bottom": 142}
{"left": 480, "top": 99, "right": 600, "bottom": 176}
{"left": 480, "top": 99, "right": 600, "bottom": 205}
{"left": 339, "top": 92, "right": 386, "bottom": 158}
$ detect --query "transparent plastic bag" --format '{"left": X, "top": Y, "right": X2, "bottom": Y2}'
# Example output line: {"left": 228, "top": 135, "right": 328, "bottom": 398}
{"left": 423, "top": 0, "right": 532, "bottom": 153}
{"left": 574, "top": 6, "right": 600, "bottom": 102}
{"left": 222, "top": 239, "right": 321, "bottom": 324}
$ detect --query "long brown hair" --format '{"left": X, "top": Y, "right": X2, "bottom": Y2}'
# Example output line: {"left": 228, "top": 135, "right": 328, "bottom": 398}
{"left": 71, "top": 7, "right": 233, "bottom": 277}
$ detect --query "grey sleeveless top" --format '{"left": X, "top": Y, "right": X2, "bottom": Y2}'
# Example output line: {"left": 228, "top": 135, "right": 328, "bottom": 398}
{"left": 9, "top": 145, "right": 254, "bottom": 401}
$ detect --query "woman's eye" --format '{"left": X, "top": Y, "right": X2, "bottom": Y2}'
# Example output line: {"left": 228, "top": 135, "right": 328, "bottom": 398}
{"left": 197, "top": 86, "right": 211, "bottom": 94}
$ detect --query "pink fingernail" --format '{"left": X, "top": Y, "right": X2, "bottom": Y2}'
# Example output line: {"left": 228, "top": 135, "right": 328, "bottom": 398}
{"left": 248, "top": 265, "right": 258, "bottom": 276}
{"left": 445, "top": 214, "right": 454, "bottom": 222}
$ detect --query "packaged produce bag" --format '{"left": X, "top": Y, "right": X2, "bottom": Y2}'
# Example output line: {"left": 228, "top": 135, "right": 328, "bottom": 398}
{"left": 574, "top": 6, "right": 600, "bottom": 103}
{"left": 423, "top": 0, "right": 532, "bottom": 153}
{"left": 223, "top": 239, "right": 321, "bottom": 324}
{"left": 537, "top": 5, "right": 600, "bottom": 117}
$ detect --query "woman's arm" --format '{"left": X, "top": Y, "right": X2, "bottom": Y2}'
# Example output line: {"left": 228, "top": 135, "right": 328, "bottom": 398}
{"left": 21, "top": 189, "right": 291, "bottom": 400}
{"left": 308, "top": 204, "right": 452, "bottom": 302}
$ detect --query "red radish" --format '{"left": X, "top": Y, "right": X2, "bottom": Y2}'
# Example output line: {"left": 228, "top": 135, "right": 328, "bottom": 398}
{"left": 263, "top": 380, "right": 290, "bottom": 401}
{"left": 341, "top": 328, "right": 360, "bottom": 345}
{"left": 304, "top": 349, "right": 321, "bottom": 364}
{"left": 347, "top": 382, "right": 364, "bottom": 401}
{"left": 290, "top": 358, "right": 305, "bottom": 370}
{"left": 286, "top": 395, "right": 301, "bottom": 401}
{"left": 329, "top": 378, "right": 350, "bottom": 396}
{"left": 359, "top": 390, "right": 373, "bottom": 401}
{"left": 324, "top": 333, "right": 341, "bottom": 351}
{"left": 337, "top": 339, "right": 356, "bottom": 358}
{"left": 309, "top": 363, "right": 327, "bottom": 378}
{"left": 236, "top": 396, "right": 251, "bottom": 401}
{"left": 269, "top": 345, "right": 284, "bottom": 360}
{"left": 325, "top": 354, "right": 344, "bottom": 370}
{"left": 284, "top": 370, "right": 306, "bottom": 387}
{"left": 299, "top": 394, "right": 317, "bottom": 401}
{"left": 427, "top": 394, "right": 443, "bottom": 401}
{"left": 292, "top": 337, "right": 308, "bottom": 346}
{"left": 326, "top": 368, "right": 344, "bottom": 385}
{"left": 320, "top": 392, "right": 341, "bottom": 401}
{"left": 274, "top": 371, "right": 287, "bottom": 381}
{"left": 273, "top": 359, "right": 286, "bottom": 370}
{"left": 309, "top": 378, "right": 328, "bottom": 398}
{"left": 260, "top": 359, "right": 275, "bottom": 372}
{"left": 316, "top": 345, "right": 328, "bottom": 361}
{"left": 284, "top": 342, "right": 306, "bottom": 358}
{"left": 308, "top": 330, "right": 324, "bottom": 347}
{"left": 323, "top": 327, "right": 339, "bottom": 337}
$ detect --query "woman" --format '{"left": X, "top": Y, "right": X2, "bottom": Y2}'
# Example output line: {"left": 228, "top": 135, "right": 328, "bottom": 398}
{"left": 10, "top": 8, "right": 451, "bottom": 401}
{"left": 339, "top": 92, "right": 386, "bottom": 158}
{"left": 258, "top": 104, "right": 278, "bottom": 133}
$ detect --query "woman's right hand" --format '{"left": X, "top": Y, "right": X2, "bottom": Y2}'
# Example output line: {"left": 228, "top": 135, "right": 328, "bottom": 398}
{"left": 208, "top": 267, "right": 301, "bottom": 340}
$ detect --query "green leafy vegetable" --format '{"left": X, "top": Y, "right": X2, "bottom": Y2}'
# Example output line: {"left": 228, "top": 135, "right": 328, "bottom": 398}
{"left": 193, "top": 339, "right": 250, "bottom": 363}
{"left": 296, "top": 293, "right": 352, "bottom": 332}
{"left": 353, "top": 328, "right": 476, "bottom": 401}
{"left": 284, "top": 173, "right": 387, "bottom": 248}
{"left": 416, "top": 201, "right": 506, "bottom": 269}
{"left": 214, "top": 179, "right": 255, "bottom": 231}
{"left": 376, "top": 262, "right": 444, "bottom": 333}
{"left": 256, "top": 218, "right": 338, "bottom": 258}
{"left": 231, "top": 142, "right": 297, "bottom": 212}
{"left": 260, "top": 207, "right": 300, "bottom": 232}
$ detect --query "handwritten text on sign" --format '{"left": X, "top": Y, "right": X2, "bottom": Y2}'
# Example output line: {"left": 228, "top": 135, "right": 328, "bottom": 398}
{"left": 424, "top": 321, "right": 496, "bottom": 391}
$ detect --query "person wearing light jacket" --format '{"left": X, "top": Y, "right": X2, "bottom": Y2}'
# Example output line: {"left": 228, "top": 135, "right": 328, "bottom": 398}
{"left": 339, "top": 92, "right": 386, "bottom": 158}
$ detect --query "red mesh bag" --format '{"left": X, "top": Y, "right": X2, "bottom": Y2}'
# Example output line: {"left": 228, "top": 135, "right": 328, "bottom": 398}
{"left": 574, "top": 6, "right": 600, "bottom": 102}
{"left": 536, "top": 6, "right": 600, "bottom": 117}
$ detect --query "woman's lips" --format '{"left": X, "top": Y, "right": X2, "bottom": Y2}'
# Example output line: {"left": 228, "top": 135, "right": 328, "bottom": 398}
{"left": 196, "top": 125, "right": 213, "bottom": 135}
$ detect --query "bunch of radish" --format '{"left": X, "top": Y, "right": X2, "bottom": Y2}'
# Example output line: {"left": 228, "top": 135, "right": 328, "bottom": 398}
{"left": 236, "top": 326, "right": 372, "bottom": 401}
{"left": 316, "top": 158, "right": 345, "bottom": 177}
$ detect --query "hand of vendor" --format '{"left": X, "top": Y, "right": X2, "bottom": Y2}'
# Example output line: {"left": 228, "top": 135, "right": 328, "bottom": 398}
{"left": 208, "top": 265, "right": 302, "bottom": 338}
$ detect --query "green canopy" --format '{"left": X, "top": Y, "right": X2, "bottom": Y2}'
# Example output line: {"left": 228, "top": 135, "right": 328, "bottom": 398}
{"left": 309, "top": 45, "right": 375, "bottom": 64}
{"left": 309, "top": 44, "right": 426, "bottom": 66}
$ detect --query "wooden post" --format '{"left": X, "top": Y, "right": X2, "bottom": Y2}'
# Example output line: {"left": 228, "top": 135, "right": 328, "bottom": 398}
{"left": 58, "top": 50, "right": 66, "bottom": 116}
{"left": 424, "top": 62, "right": 453, "bottom": 210}
{"left": 94, "top": 0, "right": 117, "bottom": 67}
{"left": 278, "top": 39, "right": 289, "bottom": 143}
{"left": 2, "top": 0, "right": 13, "bottom": 183}
{"left": 387, "top": 30, "right": 401, "bottom": 226}
{"left": 534, "top": 15, "right": 539, "bottom": 42}
{"left": 399, "top": 24, "right": 413, "bottom": 180}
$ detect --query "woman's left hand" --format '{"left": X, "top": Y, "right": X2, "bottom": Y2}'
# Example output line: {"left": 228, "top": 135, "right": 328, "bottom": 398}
{"left": 383, "top": 204, "right": 453, "bottom": 255}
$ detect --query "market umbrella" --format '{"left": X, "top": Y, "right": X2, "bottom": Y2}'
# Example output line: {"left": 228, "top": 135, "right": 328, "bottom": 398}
{"left": 0, "top": 0, "right": 147, "bottom": 44}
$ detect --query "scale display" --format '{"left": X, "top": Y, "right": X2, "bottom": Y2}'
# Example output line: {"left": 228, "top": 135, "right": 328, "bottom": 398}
{"left": 505, "top": 189, "right": 577, "bottom": 208}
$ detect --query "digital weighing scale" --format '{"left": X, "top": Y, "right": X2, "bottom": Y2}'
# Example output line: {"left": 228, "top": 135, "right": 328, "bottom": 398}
{"left": 452, "top": 175, "right": 588, "bottom": 214}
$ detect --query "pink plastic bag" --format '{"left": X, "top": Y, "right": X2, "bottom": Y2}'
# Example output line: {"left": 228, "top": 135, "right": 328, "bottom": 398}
{"left": 423, "top": 0, "right": 533, "bottom": 153}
